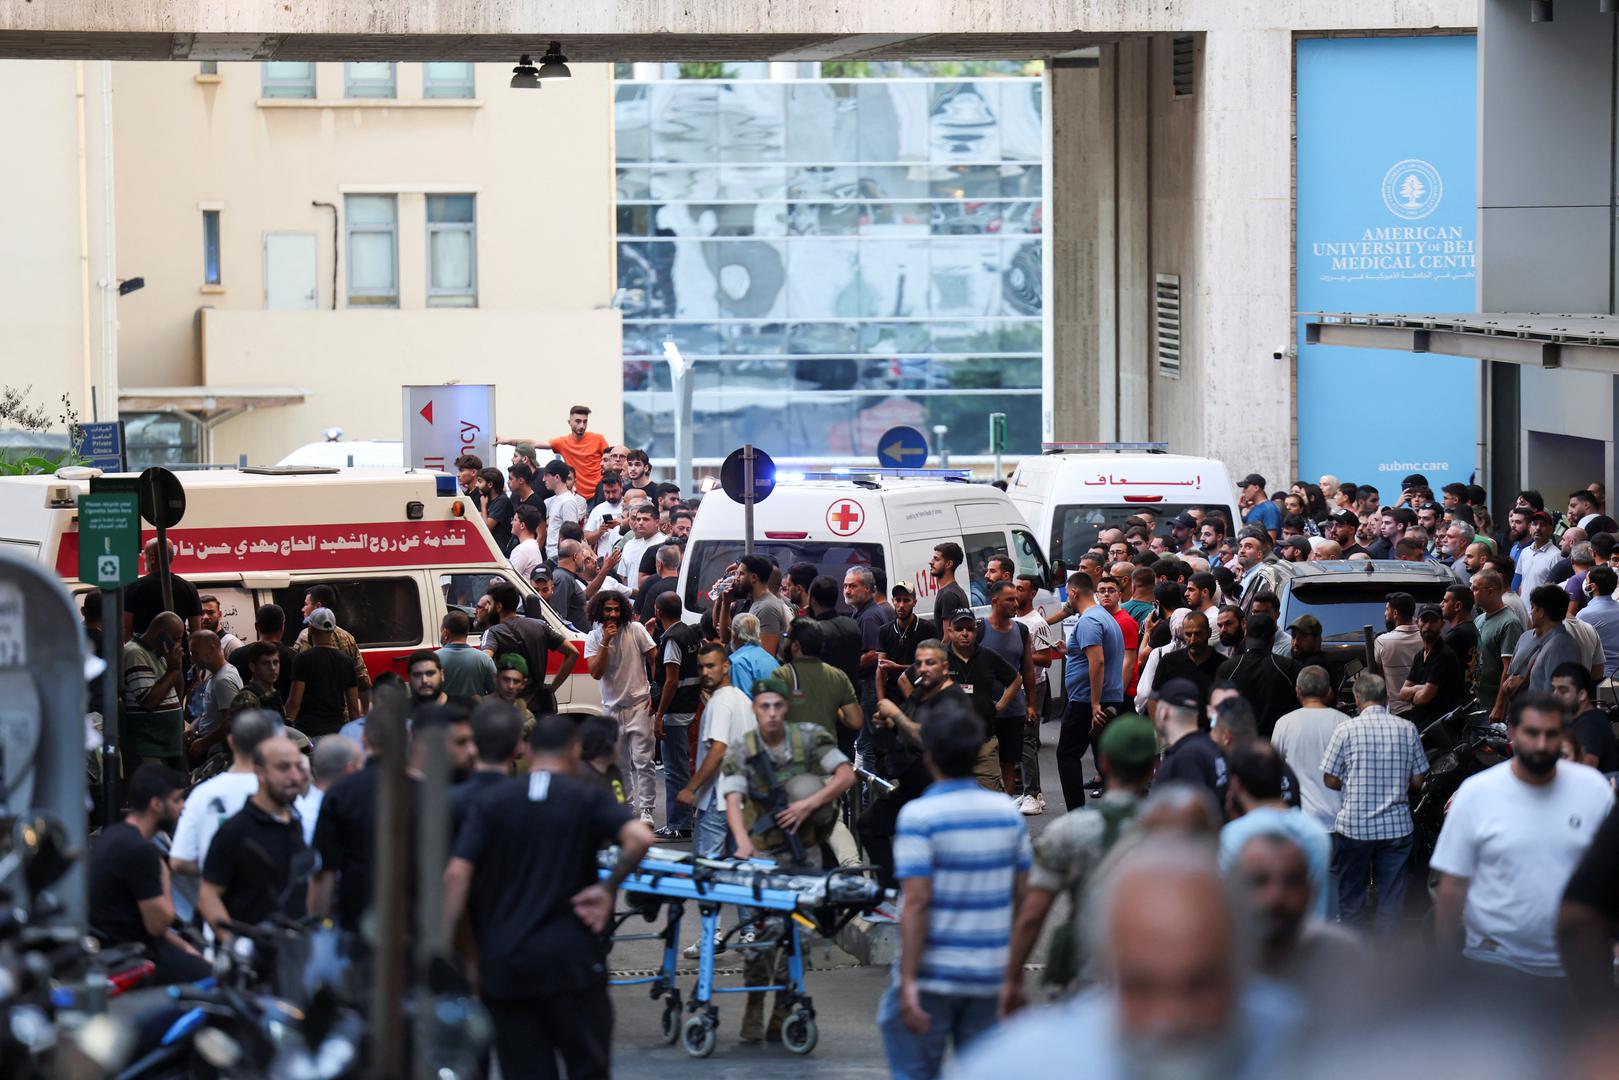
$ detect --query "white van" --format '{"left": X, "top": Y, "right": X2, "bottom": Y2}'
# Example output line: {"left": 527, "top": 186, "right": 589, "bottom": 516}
{"left": 277, "top": 440, "right": 518, "bottom": 471}
{"left": 678, "top": 472, "right": 1055, "bottom": 621}
{"left": 0, "top": 466, "right": 601, "bottom": 712}
{"left": 1007, "top": 444, "right": 1242, "bottom": 568}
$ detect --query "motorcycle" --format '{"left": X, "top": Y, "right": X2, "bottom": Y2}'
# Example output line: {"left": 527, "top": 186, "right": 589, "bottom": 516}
{"left": 1408, "top": 697, "right": 1511, "bottom": 906}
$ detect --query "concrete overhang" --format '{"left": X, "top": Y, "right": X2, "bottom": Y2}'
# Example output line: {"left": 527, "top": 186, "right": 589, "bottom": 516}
{"left": 1302, "top": 312, "right": 1619, "bottom": 375}
{"left": 0, "top": 1, "right": 1477, "bottom": 61}
{"left": 120, "top": 386, "right": 306, "bottom": 418}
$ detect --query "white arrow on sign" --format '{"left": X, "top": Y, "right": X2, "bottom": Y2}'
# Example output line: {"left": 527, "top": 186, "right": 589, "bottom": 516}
{"left": 880, "top": 439, "right": 926, "bottom": 463}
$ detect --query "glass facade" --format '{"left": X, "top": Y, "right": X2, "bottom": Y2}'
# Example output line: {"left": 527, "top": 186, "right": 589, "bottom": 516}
{"left": 614, "top": 72, "right": 1044, "bottom": 459}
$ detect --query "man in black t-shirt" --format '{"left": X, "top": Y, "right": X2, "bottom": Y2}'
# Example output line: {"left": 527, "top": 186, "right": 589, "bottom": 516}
{"left": 230, "top": 603, "right": 296, "bottom": 702}
{"left": 198, "top": 735, "right": 309, "bottom": 939}
{"left": 929, "top": 542, "right": 970, "bottom": 628}
{"left": 651, "top": 592, "right": 703, "bottom": 838}
{"left": 809, "top": 575, "right": 863, "bottom": 694}
{"left": 286, "top": 608, "right": 360, "bottom": 738}
{"left": 876, "top": 584, "right": 936, "bottom": 705}
{"left": 479, "top": 468, "right": 515, "bottom": 554}
{"left": 1551, "top": 662, "right": 1619, "bottom": 773}
{"left": 311, "top": 719, "right": 419, "bottom": 933}
{"left": 450, "top": 701, "right": 525, "bottom": 842}
{"left": 1399, "top": 607, "right": 1466, "bottom": 727}
{"left": 935, "top": 610, "right": 1019, "bottom": 733}
{"left": 1559, "top": 804, "right": 1619, "bottom": 1004}
{"left": 1152, "top": 610, "right": 1225, "bottom": 719}
{"left": 124, "top": 538, "right": 204, "bottom": 637}
{"left": 88, "top": 764, "right": 209, "bottom": 985}
{"left": 443, "top": 715, "right": 652, "bottom": 1080}
{"left": 482, "top": 582, "right": 579, "bottom": 716}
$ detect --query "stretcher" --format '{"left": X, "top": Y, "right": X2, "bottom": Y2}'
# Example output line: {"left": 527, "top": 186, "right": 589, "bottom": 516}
{"left": 598, "top": 845, "right": 889, "bottom": 1057}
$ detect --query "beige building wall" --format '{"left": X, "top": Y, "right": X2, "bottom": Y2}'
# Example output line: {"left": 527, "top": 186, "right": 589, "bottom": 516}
{"left": 0, "top": 60, "right": 115, "bottom": 429}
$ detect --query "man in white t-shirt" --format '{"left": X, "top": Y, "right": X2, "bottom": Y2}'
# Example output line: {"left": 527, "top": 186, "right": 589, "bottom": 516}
{"left": 1014, "top": 573, "right": 1063, "bottom": 817}
{"left": 680, "top": 643, "right": 759, "bottom": 859}
{"left": 1431, "top": 691, "right": 1615, "bottom": 980}
{"left": 507, "top": 505, "right": 545, "bottom": 584}
{"left": 1270, "top": 665, "right": 1349, "bottom": 832}
{"left": 615, "top": 503, "right": 669, "bottom": 593}
{"left": 583, "top": 592, "right": 658, "bottom": 824}
{"left": 583, "top": 472, "right": 627, "bottom": 560}
{"left": 541, "top": 461, "right": 588, "bottom": 560}
{"left": 167, "top": 709, "right": 282, "bottom": 921}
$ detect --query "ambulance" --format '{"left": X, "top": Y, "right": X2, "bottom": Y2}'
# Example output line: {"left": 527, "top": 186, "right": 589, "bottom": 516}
{"left": 1006, "top": 443, "right": 1241, "bottom": 568}
{"left": 677, "top": 470, "right": 1056, "bottom": 621}
{"left": 0, "top": 466, "right": 601, "bottom": 712}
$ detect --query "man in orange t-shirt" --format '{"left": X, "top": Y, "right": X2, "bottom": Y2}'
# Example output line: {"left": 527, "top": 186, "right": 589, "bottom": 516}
{"left": 501, "top": 405, "right": 610, "bottom": 499}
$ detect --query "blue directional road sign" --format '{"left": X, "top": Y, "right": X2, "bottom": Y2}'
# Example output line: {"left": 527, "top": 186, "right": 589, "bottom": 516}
{"left": 720, "top": 446, "right": 776, "bottom": 504}
{"left": 876, "top": 426, "right": 929, "bottom": 469}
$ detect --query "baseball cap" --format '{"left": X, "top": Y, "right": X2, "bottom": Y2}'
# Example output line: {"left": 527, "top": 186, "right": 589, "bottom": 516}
{"left": 1289, "top": 614, "right": 1322, "bottom": 635}
{"left": 949, "top": 609, "right": 978, "bottom": 627}
{"left": 1530, "top": 509, "right": 1555, "bottom": 525}
{"left": 1149, "top": 677, "right": 1201, "bottom": 711}
{"left": 1097, "top": 714, "right": 1158, "bottom": 769}
{"left": 1401, "top": 473, "right": 1429, "bottom": 490}
{"left": 1282, "top": 536, "right": 1312, "bottom": 555}
{"left": 890, "top": 581, "right": 914, "bottom": 597}
{"left": 1238, "top": 473, "right": 1267, "bottom": 490}
{"left": 1416, "top": 604, "right": 1443, "bottom": 622}
{"left": 1168, "top": 512, "right": 1198, "bottom": 530}
{"left": 307, "top": 607, "right": 337, "bottom": 632}
{"left": 496, "top": 652, "right": 530, "bottom": 677}
{"left": 529, "top": 566, "right": 552, "bottom": 582}
{"left": 1328, "top": 507, "right": 1359, "bottom": 528}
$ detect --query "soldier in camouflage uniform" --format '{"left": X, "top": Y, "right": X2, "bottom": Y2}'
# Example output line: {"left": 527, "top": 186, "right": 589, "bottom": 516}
{"left": 717, "top": 677, "right": 856, "bottom": 1042}
{"left": 999, "top": 712, "right": 1159, "bottom": 1015}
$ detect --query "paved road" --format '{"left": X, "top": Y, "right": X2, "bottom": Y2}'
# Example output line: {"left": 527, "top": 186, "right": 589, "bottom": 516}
{"left": 609, "top": 716, "right": 1083, "bottom": 1078}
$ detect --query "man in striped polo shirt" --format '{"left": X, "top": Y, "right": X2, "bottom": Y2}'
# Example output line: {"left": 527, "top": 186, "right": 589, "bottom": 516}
{"left": 879, "top": 699, "right": 1031, "bottom": 1079}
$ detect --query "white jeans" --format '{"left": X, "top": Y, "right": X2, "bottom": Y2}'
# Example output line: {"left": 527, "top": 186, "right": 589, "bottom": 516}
{"left": 611, "top": 700, "right": 656, "bottom": 814}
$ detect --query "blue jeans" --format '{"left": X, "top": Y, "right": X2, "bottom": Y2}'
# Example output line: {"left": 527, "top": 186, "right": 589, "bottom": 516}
{"left": 693, "top": 805, "right": 732, "bottom": 859}
{"left": 877, "top": 982, "right": 1000, "bottom": 1080}
{"left": 1333, "top": 832, "right": 1413, "bottom": 937}
{"left": 662, "top": 716, "right": 693, "bottom": 830}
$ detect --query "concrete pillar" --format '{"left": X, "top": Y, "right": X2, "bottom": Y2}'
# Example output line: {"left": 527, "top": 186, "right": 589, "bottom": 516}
{"left": 1189, "top": 29, "right": 1293, "bottom": 484}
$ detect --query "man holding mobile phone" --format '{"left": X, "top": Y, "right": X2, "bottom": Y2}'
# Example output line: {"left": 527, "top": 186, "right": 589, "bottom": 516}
{"left": 584, "top": 472, "right": 628, "bottom": 558}
{"left": 122, "top": 612, "right": 189, "bottom": 774}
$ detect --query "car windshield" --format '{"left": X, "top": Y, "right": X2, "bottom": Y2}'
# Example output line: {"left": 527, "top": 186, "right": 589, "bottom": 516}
{"left": 1282, "top": 579, "right": 1452, "bottom": 641}
{"left": 684, "top": 539, "right": 885, "bottom": 613}
{"left": 1050, "top": 503, "right": 1232, "bottom": 564}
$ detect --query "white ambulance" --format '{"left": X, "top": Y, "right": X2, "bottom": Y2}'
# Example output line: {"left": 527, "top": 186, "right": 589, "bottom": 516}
{"left": 0, "top": 466, "right": 600, "bottom": 712}
{"left": 1007, "top": 443, "right": 1242, "bottom": 568}
{"left": 677, "top": 471, "right": 1055, "bottom": 621}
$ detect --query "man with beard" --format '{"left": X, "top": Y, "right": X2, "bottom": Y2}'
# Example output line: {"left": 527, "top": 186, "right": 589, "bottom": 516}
{"left": 1395, "top": 606, "right": 1465, "bottom": 727}
{"left": 1150, "top": 610, "right": 1225, "bottom": 719}
{"left": 952, "top": 837, "right": 1303, "bottom": 1080}
{"left": 1433, "top": 692, "right": 1615, "bottom": 987}
{"left": 198, "top": 734, "right": 310, "bottom": 941}
{"left": 89, "top": 764, "right": 210, "bottom": 984}
{"left": 1373, "top": 592, "right": 1422, "bottom": 716}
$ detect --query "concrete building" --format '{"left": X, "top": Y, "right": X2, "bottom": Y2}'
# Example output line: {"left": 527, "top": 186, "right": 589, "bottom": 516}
{"left": 0, "top": 58, "right": 622, "bottom": 467}
{"left": 0, "top": 1, "right": 1478, "bottom": 486}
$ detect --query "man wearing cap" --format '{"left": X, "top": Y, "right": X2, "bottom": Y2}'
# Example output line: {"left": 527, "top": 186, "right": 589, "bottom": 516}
{"left": 1398, "top": 606, "right": 1466, "bottom": 726}
{"left": 1151, "top": 678, "right": 1226, "bottom": 796}
{"left": 1239, "top": 473, "right": 1281, "bottom": 541}
{"left": 1278, "top": 536, "right": 1311, "bottom": 564}
{"left": 285, "top": 608, "right": 361, "bottom": 739}
{"left": 491, "top": 653, "right": 536, "bottom": 732}
{"left": 1326, "top": 508, "right": 1368, "bottom": 558}
{"left": 1516, "top": 510, "right": 1561, "bottom": 598}
{"left": 1167, "top": 512, "right": 1200, "bottom": 555}
{"left": 718, "top": 676, "right": 855, "bottom": 1040}
{"left": 1002, "top": 714, "right": 1157, "bottom": 1013}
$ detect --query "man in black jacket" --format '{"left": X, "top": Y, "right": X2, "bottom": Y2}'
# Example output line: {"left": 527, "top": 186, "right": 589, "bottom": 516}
{"left": 1215, "top": 613, "right": 1301, "bottom": 738}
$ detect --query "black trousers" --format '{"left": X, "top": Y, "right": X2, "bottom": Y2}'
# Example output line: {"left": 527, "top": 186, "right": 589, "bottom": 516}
{"left": 149, "top": 940, "right": 212, "bottom": 986}
{"left": 1055, "top": 700, "right": 1124, "bottom": 811}
{"left": 484, "top": 988, "right": 613, "bottom": 1080}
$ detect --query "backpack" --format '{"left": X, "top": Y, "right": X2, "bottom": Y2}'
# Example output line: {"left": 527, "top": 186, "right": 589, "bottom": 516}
{"left": 1041, "top": 798, "right": 1139, "bottom": 988}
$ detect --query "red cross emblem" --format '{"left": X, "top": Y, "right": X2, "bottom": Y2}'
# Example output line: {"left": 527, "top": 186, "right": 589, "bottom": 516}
{"left": 826, "top": 499, "right": 864, "bottom": 536}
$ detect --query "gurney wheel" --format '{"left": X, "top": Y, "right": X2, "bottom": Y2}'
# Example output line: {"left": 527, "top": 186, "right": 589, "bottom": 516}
{"left": 681, "top": 1014, "right": 717, "bottom": 1058}
{"left": 781, "top": 1011, "right": 818, "bottom": 1055}
{"left": 660, "top": 1003, "right": 681, "bottom": 1045}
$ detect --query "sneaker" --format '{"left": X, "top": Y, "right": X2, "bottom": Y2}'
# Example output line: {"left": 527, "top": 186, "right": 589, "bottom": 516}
{"left": 737, "top": 926, "right": 757, "bottom": 947}
{"left": 654, "top": 825, "right": 692, "bottom": 840}
{"left": 1020, "top": 793, "right": 1046, "bottom": 816}
{"left": 639, "top": 810, "right": 656, "bottom": 826}
{"left": 683, "top": 929, "right": 726, "bottom": 959}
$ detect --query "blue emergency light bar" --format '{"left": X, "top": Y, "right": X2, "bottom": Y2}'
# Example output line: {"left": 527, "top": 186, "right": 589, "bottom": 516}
{"left": 785, "top": 468, "right": 973, "bottom": 483}
{"left": 1041, "top": 441, "right": 1170, "bottom": 454}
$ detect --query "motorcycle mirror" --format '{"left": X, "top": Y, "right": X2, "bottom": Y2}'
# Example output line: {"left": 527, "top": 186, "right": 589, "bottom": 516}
{"left": 16, "top": 813, "right": 77, "bottom": 899}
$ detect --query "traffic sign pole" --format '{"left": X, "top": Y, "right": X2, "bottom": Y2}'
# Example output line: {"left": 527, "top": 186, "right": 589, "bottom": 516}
{"left": 100, "top": 589, "right": 122, "bottom": 824}
{"left": 743, "top": 444, "right": 756, "bottom": 557}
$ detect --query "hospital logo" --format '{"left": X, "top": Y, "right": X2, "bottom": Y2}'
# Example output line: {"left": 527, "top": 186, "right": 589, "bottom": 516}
{"left": 1381, "top": 159, "right": 1443, "bottom": 220}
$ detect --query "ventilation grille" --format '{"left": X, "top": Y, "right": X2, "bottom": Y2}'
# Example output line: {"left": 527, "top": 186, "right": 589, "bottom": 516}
{"left": 1155, "top": 274, "right": 1182, "bottom": 380}
{"left": 1172, "top": 36, "right": 1195, "bottom": 97}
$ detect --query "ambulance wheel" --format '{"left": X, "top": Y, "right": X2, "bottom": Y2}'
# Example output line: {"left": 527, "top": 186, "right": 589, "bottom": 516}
{"left": 660, "top": 1003, "right": 681, "bottom": 1045}
{"left": 681, "top": 1015, "right": 716, "bottom": 1058}
{"left": 781, "top": 1011, "right": 818, "bottom": 1055}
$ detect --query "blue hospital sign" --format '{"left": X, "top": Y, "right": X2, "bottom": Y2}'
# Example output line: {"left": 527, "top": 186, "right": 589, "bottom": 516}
{"left": 1295, "top": 36, "right": 1479, "bottom": 486}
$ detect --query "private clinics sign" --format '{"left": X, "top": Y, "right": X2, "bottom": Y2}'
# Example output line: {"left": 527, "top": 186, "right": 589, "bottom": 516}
{"left": 1295, "top": 36, "right": 1478, "bottom": 484}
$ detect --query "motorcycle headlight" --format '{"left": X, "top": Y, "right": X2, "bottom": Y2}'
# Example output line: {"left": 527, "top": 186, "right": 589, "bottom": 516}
{"left": 194, "top": 1028, "right": 242, "bottom": 1070}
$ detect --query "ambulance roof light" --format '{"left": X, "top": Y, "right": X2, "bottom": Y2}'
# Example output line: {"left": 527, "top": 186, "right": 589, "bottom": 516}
{"left": 1041, "top": 442, "right": 1170, "bottom": 455}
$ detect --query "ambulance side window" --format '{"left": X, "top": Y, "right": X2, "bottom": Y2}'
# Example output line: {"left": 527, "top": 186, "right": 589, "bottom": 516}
{"left": 1012, "top": 529, "right": 1049, "bottom": 584}
{"left": 440, "top": 572, "right": 506, "bottom": 617}
{"left": 962, "top": 531, "right": 1008, "bottom": 606}
{"left": 271, "top": 578, "right": 423, "bottom": 648}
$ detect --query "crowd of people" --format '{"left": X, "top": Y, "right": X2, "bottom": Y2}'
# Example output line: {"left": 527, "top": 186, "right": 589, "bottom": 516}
{"left": 75, "top": 424, "right": 1619, "bottom": 1078}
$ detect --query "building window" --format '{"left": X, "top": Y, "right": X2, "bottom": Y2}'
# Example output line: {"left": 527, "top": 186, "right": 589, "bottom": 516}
{"left": 426, "top": 195, "right": 477, "bottom": 308}
{"left": 423, "top": 62, "right": 474, "bottom": 99}
{"left": 345, "top": 194, "right": 398, "bottom": 307}
{"left": 202, "top": 209, "right": 222, "bottom": 286}
{"left": 261, "top": 61, "right": 315, "bottom": 98}
{"left": 198, "top": 61, "right": 219, "bottom": 75}
{"left": 344, "top": 62, "right": 397, "bottom": 99}
{"left": 124, "top": 412, "right": 201, "bottom": 468}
